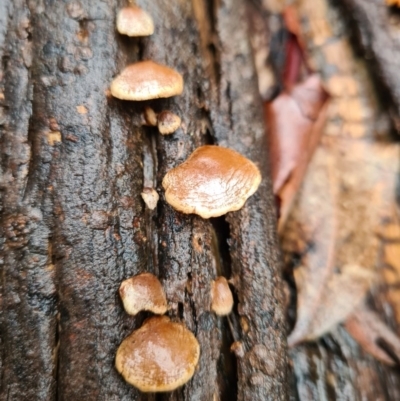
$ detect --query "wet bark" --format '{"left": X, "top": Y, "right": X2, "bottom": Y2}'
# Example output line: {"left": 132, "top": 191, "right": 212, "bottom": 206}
{"left": 0, "top": 1, "right": 288, "bottom": 401}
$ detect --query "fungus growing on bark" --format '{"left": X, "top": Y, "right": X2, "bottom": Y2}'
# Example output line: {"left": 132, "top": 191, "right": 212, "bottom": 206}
{"left": 162, "top": 145, "right": 262, "bottom": 218}
{"left": 115, "top": 316, "right": 200, "bottom": 392}
{"left": 110, "top": 61, "right": 184, "bottom": 101}
{"left": 157, "top": 110, "right": 181, "bottom": 135}
{"left": 119, "top": 272, "right": 167, "bottom": 316}
{"left": 116, "top": 5, "right": 154, "bottom": 37}
{"left": 141, "top": 187, "right": 159, "bottom": 210}
{"left": 211, "top": 276, "right": 234, "bottom": 316}
{"left": 142, "top": 106, "right": 158, "bottom": 126}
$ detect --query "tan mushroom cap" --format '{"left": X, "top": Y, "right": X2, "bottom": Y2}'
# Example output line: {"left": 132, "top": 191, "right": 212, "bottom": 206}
{"left": 116, "top": 6, "right": 154, "bottom": 37}
{"left": 162, "top": 145, "right": 262, "bottom": 218}
{"left": 115, "top": 316, "right": 200, "bottom": 392}
{"left": 143, "top": 106, "right": 157, "bottom": 126}
{"left": 110, "top": 61, "right": 184, "bottom": 101}
{"left": 157, "top": 111, "right": 181, "bottom": 135}
{"left": 119, "top": 272, "right": 167, "bottom": 316}
{"left": 211, "top": 276, "right": 234, "bottom": 316}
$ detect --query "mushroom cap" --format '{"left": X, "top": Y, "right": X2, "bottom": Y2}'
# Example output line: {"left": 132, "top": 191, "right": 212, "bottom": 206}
{"left": 157, "top": 111, "right": 181, "bottom": 135}
{"left": 116, "top": 6, "right": 154, "bottom": 37}
{"left": 115, "top": 316, "right": 200, "bottom": 392}
{"left": 143, "top": 106, "right": 157, "bottom": 126}
{"left": 119, "top": 272, "right": 167, "bottom": 316}
{"left": 141, "top": 188, "right": 159, "bottom": 210}
{"left": 162, "top": 145, "right": 262, "bottom": 218}
{"left": 211, "top": 276, "right": 234, "bottom": 316}
{"left": 110, "top": 61, "right": 184, "bottom": 101}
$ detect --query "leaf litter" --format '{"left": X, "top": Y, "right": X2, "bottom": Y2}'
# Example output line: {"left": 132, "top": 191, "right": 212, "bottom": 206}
{"left": 262, "top": 0, "right": 400, "bottom": 364}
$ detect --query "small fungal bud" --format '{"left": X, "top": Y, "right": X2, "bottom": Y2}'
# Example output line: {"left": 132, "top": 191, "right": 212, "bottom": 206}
{"left": 115, "top": 316, "right": 200, "bottom": 392}
{"left": 143, "top": 106, "right": 157, "bottom": 126}
{"left": 230, "top": 341, "right": 245, "bottom": 358}
{"left": 116, "top": 5, "right": 154, "bottom": 37}
{"left": 119, "top": 272, "right": 167, "bottom": 316}
{"left": 157, "top": 111, "right": 181, "bottom": 135}
{"left": 110, "top": 61, "right": 184, "bottom": 101}
{"left": 141, "top": 187, "right": 159, "bottom": 210}
{"left": 162, "top": 145, "right": 262, "bottom": 218}
{"left": 211, "top": 276, "right": 234, "bottom": 316}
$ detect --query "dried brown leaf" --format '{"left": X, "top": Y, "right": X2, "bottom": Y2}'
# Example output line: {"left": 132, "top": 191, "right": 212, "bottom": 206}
{"left": 289, "top": 264, "right": 373, "bottom": 347}
{"left": 266, "top": 74, "right": 328, "bottom": 196}
{"left": 345, "top": 305, "right": 400, "bottom": 366}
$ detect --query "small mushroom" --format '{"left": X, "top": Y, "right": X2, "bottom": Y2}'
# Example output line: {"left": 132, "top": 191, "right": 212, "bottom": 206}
{"left": 211, "top": 276, "right": 234, "bottom": 316}
{"left": 162, "top": 145, "right": 262, "bottom": 218}
{"left": 157, "top": 111, "right": 181, "bottom": 135}
{"left": 110, "top": 61, "right": 183, "bottom": 101}
{"left": 116, "top": 5, "right": 154, "bottom": 37}
{"left": 142, "top": 106, "right": 158, "bottom": 126}
{"left": 119, "top": 272, "right": 167, "bottom": 316}
{"left": 115, "top": 316, "right": 200, "bottom": 392}
{"left": 141, "top": 187, "right": 159, "bottom": 210}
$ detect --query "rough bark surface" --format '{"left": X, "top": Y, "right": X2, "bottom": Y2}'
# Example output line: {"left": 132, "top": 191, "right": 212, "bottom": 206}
{"left": 335, "top": 0, "right": 400, "bottom": 120}
{"left": 0, "top": 1, "right": 288, "bottom": 401}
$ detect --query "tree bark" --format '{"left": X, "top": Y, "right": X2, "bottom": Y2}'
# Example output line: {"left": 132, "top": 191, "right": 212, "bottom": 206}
{"left": 335, "top": 0, "right": 400, "bottom": 124}
{"left": 0, "top": 1, "right": 288, "bottom": 400}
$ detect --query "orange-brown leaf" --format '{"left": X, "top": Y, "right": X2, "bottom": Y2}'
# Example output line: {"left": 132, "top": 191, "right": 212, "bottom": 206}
{"left": 266, "top": 74, "right": 328, "bottom": 197}
{"left": 345, "top": 305, "right": 400, "bottom": 365}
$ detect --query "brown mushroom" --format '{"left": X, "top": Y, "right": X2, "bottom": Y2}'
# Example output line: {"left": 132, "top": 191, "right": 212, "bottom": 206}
{"left": 211, "top": 276, "right": 234, "bottom": 316}
{"left": 162, "top": 145, "right": 262, "bottom": 218}
{"left": 116, "top": 5, "right": 154, "bottom": 37}
{"left": 141, "top": 187, "right": 159, "bottom": 210}
{"left": 157, "top": 111, "right": 181, "bottom": 135}
{"left": 119, "top": 272, "right": 167, "bottom": 316}
{"left": 110, "top": 61, "right": 183, "bottom": 101}
{"left": 142, "top": 106, "right": 158, "bottom": 126}
{"left": 115, "top": 316, "right": 200, "bottom": 392}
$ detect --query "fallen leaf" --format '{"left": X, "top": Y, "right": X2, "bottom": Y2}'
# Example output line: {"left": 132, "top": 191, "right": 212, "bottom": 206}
{"left": 266, "top": 74, "right": 328, "bottom": 197}
{"left": 345, "top": 305, "right": 400, "bottom": 366}
{"left": 289, "top": 264, "right": 373, "bottom": 347}
{"left": 265, "top": 7, "right": 329, "bottom": 229}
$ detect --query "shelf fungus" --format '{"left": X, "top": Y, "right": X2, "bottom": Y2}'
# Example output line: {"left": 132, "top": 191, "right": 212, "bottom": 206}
{"left": 119, "top": 272, "right": 167, "bottom": 316}
{"left": 162, "top": 145, "right": 262, "bottom": 218}
{"left": 115, "top": 316, "right": 200, "bottom": 392}
{"left": 211, "top": 276, "right": 234, "bottom": 316}
{"left": 116, "top": 5, "right": 154, "bottom": 37}
{"left": 110, "top": 61, "right": 183, "bottom": 101}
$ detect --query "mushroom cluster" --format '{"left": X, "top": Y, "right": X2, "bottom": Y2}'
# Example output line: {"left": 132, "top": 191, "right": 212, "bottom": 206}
{"left": 116, "top": 273, "right": 200, "bottom": 392}
{"left": 111, "top": 5, "right": 184, "bottom": 210}
{"left": 111, "top": 4, "right": 262, "bottom": 393}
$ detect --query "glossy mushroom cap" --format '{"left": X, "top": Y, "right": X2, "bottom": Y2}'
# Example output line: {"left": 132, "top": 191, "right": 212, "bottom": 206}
{"left": 162, "top": 145, "right": 262, "bottom": 218}
{"left": 110, "top": 61, "right": 184, "bottom": 101}
{"left": 211, "top": 276, "right": 234, "bottom": 316}
{"left": 115, "top": 316, "right": 200, "bottom": 392}
{"left": 119, "top": 272, "right": 167, "bottom": 316}
{"left": 157, "top": 111, "right": 181, "bottom": 135}
{"left": 116, "top": 6, "right": 154, "bottom": 37}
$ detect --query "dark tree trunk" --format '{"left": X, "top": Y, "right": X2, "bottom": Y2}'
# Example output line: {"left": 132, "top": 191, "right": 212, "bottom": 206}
{"left": 0, "top": 1, "right": 288, "bottom": 400}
